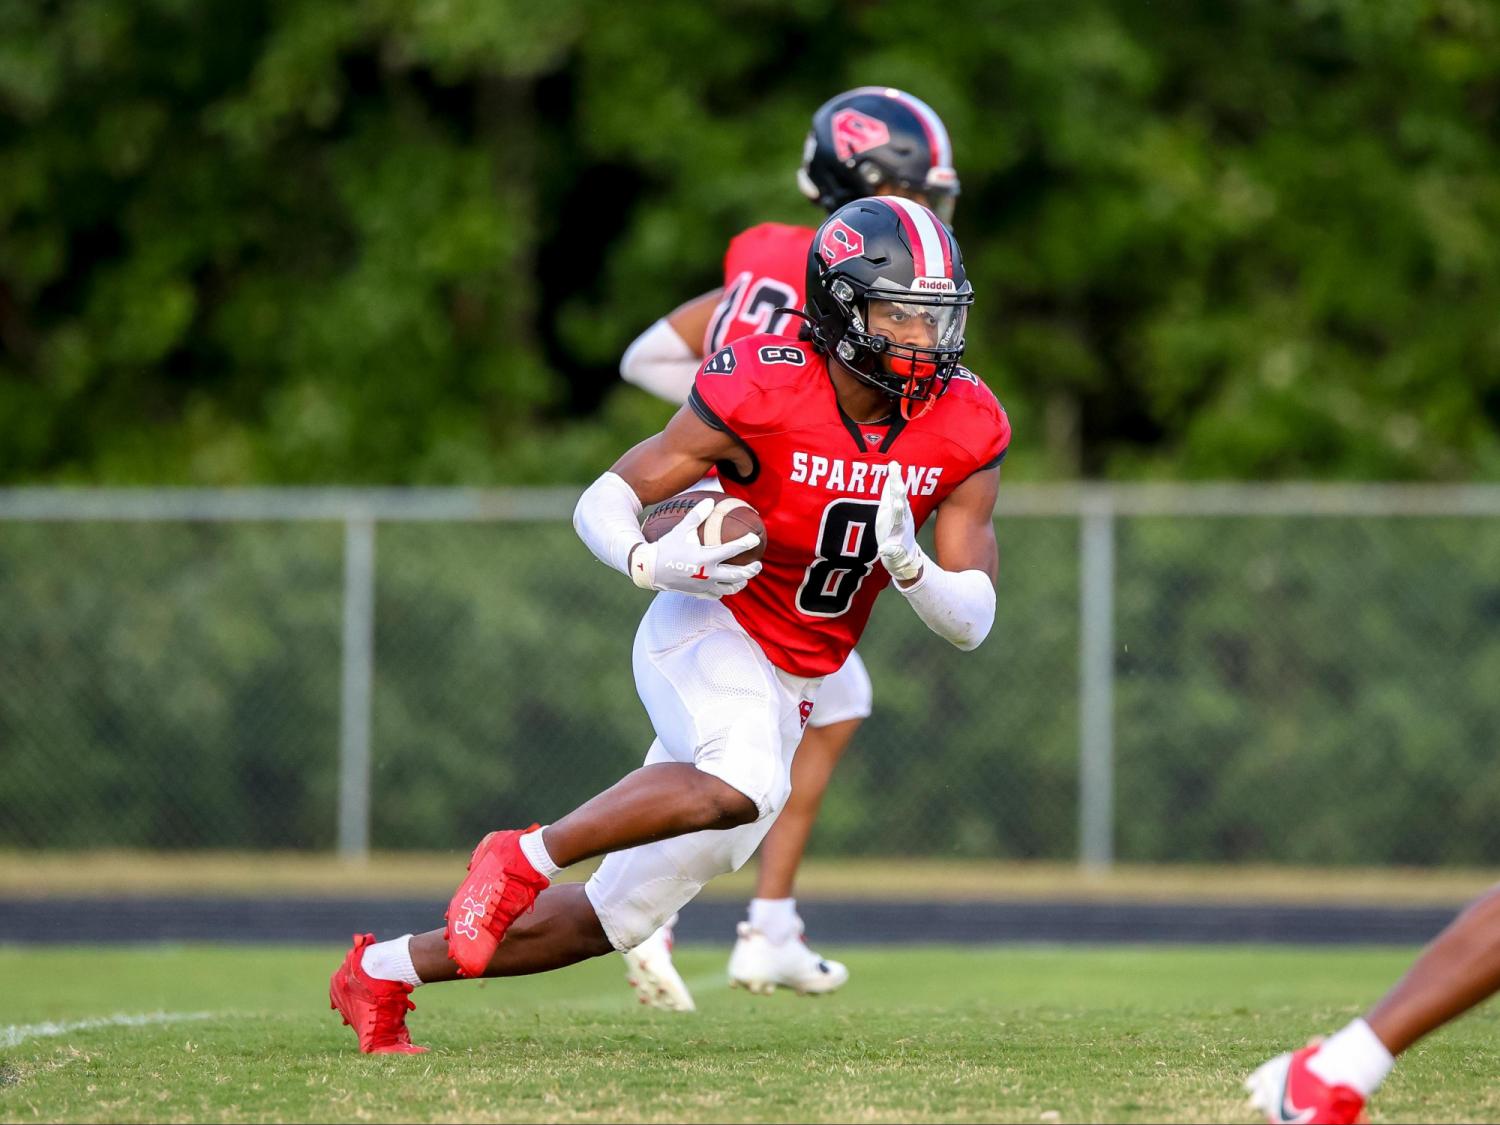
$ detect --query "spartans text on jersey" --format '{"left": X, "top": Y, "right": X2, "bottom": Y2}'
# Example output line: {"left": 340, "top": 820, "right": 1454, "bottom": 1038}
{"left": 788, "top": 453, "right": 942, "bottom": 497}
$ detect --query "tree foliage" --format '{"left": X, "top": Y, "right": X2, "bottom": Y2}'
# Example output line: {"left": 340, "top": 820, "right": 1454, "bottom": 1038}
{"left": 2, "top": 0, "right": 1498, "bottom": 484}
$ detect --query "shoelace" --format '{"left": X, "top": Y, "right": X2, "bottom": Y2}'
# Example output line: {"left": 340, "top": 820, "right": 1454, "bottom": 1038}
{"left": 365, "top": 988, "right": 417, "bottom": 1044}
{"left": 482, "top": 864, "right": 547, "bottom": 934}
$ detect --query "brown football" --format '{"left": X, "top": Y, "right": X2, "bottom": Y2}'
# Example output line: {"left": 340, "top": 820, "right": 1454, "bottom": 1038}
{"left": 641, "top": 490, "right": 766, "bottom": 566}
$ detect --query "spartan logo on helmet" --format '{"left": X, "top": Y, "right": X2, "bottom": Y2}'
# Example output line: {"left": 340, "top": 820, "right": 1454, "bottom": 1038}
{"left": 831, "top": 109, "right": 892, "bottom": 161}
{"left": 817, "top": 219, "right": 865, "bottom": 268}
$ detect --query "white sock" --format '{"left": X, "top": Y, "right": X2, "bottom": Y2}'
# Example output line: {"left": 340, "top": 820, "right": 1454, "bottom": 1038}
{"left": 360, "top": 934, "right": 423, "bottom": 989}
{"left": 748, "top": 898, "right": 801, "bottom": 945}
{"left": 1307, "top": 1018, "right": 1396, "bottom": 1097}
{"left": 519, "top": 825, "right": 562, "bottom": 879}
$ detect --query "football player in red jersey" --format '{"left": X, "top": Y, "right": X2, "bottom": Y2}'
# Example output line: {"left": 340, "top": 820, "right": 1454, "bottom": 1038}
{"left": 1247, "top": 882, "right": 1500, "bottom": 1124}
{"left": 618, "top": 86, "right": 962, "bottom": 1007}
{"left": 330, "top": 197, "right": 1008, "bottom": 1053}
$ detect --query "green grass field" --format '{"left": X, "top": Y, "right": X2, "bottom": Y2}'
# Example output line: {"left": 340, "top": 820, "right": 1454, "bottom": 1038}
{"left": 2, "top": 944, "right": 1498, "bottom": 1124}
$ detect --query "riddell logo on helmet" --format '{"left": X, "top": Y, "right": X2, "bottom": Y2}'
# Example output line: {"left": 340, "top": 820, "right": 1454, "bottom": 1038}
{"left": 912, "top": 276, "right": 956, "bottom": 293}
{"left": 832, "top": 109, "right": 892, "bottom": 161}
{"left": 819, "top": 220, "right": 865, "bottom": 267}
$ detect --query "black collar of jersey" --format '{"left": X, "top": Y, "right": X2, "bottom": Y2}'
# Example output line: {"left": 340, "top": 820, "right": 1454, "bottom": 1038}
{"left": 827, "top": 370, "right": 909, "bottom": 455}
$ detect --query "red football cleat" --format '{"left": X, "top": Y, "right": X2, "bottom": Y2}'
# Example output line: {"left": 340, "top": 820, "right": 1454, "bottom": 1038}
{"left": 444, "top": 825, "right": 551, "bottom": 978}
{"left": 1246, "top": 1044, "right": 1368, "bottom": 1125}
{"left": 329, "top": 933, "right": 428, "bottom": 1054}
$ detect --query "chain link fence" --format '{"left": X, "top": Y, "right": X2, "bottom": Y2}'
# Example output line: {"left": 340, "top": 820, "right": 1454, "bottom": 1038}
{"left": 2, "top": 486, "right": 1498, "bottom": 866}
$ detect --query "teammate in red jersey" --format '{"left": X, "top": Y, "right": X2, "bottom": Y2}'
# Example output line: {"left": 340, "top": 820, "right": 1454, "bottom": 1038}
{"left": 618, "top": 86, "right": 962, "bottom": 1006}
{"left": 330, "top": 197, "right": 1007, "bottom": 1052}
{"left": 1247, "top": 882, "right": 1500, "bottom": 1124}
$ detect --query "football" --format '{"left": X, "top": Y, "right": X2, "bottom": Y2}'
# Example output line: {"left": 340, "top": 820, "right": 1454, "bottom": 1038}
{"left": 641, "top": 490, "right": 766, "bottom": 566}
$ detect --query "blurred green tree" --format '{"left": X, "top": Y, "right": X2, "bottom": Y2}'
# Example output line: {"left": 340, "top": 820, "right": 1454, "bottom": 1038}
{"left": 1, "top": 0, "right": 1498, "bottom": 484}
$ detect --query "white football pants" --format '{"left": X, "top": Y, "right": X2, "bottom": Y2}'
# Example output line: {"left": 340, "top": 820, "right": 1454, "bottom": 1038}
{"left": 584, "top": 591, "right": 821, "bottom": 951}
{"left": 809, "top": 648, "right": 871, "bottom": 726}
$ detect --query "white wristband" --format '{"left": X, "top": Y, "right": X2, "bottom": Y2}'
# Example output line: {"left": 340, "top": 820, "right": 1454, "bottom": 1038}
{"left": 626, "top": 541, "right": 660, "bottom": 590}
{"left": 572, "top": 472, "right": 647, "bottom": 580}
{"left": 896, "top": 564, "right": 995, "bottom": 651}
{"left": 620, "top": 318, "right": 700, "bottom": 406}
{"left": 882, "top": 541, "right": 928, "bottom": 583}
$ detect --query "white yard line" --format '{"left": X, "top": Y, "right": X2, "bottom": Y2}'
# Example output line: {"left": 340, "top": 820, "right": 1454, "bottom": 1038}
{"left": 1, "top": 1010, "right": 219, "bottom": 1049}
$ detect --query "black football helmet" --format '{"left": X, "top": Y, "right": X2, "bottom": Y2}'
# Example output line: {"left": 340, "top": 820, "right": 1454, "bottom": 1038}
{"left": 806, "top": 196, "right": 973, "bottom": 420}
{"left": 798, "top": 87, "right": 960, "bottom": 222}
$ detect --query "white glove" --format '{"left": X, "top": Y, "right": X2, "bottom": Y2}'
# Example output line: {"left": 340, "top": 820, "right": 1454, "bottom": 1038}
{"left": 629, "top": 498, "right": 763, "bottom": 599}
{"left": 876, "top": 460, "right": 926, "bottom": 583}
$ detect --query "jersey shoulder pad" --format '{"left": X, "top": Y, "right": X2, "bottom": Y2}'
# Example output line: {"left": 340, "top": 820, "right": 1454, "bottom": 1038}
{"left": 691, "top": 334, "right": 817, "bottom": 437}
{"left": 724, "top": 222, "right": 817, "bottom": 274}
{"left": 939, "top": 367, "right": 1012, "bottom": 470}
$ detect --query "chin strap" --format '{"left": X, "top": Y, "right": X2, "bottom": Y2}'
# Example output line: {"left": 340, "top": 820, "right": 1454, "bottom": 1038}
{"left": 885, "top": 353, "right": 940, "bottom": 420}
{"left": 899, "top": 386, "right": 935, "bottom": 420}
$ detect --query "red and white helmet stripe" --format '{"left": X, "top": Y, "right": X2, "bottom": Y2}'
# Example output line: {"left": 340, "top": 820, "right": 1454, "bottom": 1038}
{"left": 878, "top": 195, "right": 954, "bottom": 280}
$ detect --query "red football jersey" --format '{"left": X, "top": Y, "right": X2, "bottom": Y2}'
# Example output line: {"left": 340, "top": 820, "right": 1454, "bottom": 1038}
{"left": 703, "top": 223, "right": 815, "bottom": 354}
{"left": 689, "top": 335, "right": 1011, "bottom": 677}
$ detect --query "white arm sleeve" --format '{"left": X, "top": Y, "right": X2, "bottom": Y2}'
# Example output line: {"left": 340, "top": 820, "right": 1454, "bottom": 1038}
{"left": 573, "top": 471, "right": 647, "bottom": 581}
{"left": 620, "top": 318, "right": 700, "bottom": 406}
{"left": 894, "top": 563, "right": 996, "bottom": 651}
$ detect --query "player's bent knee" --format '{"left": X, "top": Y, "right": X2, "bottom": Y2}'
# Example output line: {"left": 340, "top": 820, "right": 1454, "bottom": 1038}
{"left": 699, "top": 772, "right": 759, "bottom": 828}
{"left": 579, "top": 923, "right": 616, "bottom": 959}
{"left": 695, "top": 723, "right": 790, "bottom": 824}
{"left": 700, "top": 769, "right": 781, "bottom": 828}
{"left": 586, "top": 847, "right": 714, "bottom": 952}
{"left": 591, "top": 881, "right": 705, "bottom": 952}
{"left": 564, "top": 892, "right": 617, "bottom": 958}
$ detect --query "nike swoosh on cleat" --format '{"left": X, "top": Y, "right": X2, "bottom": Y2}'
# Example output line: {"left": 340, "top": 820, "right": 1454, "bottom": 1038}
{"left": 1278, "top": 1070, "right": 1317, "bottom": 1125}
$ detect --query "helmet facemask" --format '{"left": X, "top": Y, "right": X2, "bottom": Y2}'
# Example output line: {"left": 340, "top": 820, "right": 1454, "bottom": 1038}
{"left": 824, "top": 277, "right": 972, "bottom": 420}
{"left": 920, "top": 166, "right": 960, "bottom": 223}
